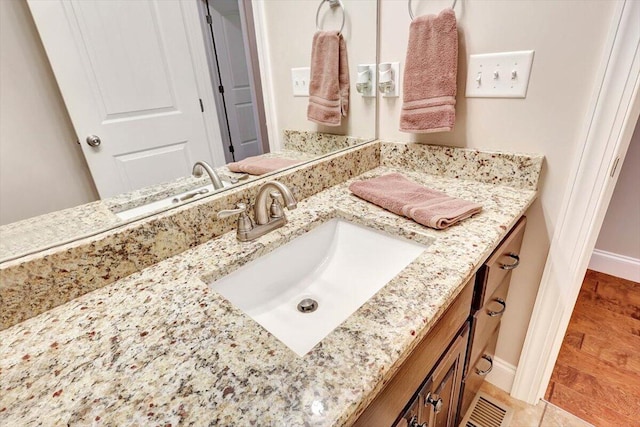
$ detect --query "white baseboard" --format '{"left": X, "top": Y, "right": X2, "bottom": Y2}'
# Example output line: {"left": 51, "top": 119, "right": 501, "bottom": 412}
{"left": 589, "top": 249, "right": 640, "bottom": 282}
{"left": 486, "top": 356, "right": 517, "bottom": 393}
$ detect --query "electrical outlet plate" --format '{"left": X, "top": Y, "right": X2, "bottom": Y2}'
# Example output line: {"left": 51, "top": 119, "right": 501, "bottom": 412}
{"left": 291, "top": 67, "right": 310, "bottom": 97}
{"left": 465, "top": 50, "right": 534, "bottom": 98}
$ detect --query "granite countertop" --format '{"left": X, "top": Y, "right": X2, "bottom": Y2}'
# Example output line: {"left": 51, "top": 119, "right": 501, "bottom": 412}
{"left": 0, "top": 165, "right": 537, "bottom": 426}
{"left": 0, "top": 150, "right": 316, "bottom": 263}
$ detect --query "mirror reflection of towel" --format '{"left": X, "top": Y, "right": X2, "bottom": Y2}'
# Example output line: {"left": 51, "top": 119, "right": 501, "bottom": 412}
{"left": 227, "top": 156, "right": 300, "bottom": 176}
{"left": 307, "top": 31, "right": 350, "bottom": 126}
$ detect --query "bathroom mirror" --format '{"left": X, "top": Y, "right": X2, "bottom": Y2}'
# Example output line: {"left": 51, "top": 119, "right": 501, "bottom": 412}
{"left": 0, "top": 0, "right": 378, "bottom": 262}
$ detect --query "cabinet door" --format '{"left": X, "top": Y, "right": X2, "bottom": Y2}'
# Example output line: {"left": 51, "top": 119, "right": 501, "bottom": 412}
{"left": 420, "top": 325, "right": 469, "bottom": 427}
{"left": 392, "top": 388, "right": 426, "bottom": 427}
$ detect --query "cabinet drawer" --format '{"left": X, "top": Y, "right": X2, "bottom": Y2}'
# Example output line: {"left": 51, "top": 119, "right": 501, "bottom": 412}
{"left": 459, "top": 326, "right": 499, "bottom": 421}
{"left": 474, "top": 217, "right": 526, "bottom": 310}
{"left": 469, "top": 277, "right": 509, "bottom": 367}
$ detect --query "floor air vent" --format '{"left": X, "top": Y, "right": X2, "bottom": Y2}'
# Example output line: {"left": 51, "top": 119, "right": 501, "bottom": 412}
{"left": 460, "top": 392, "right": 513, "bottom": 427}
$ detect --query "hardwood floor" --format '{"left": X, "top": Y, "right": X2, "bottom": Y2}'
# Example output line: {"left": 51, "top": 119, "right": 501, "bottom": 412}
{"left": 545, "top": 270, "right": 640, "bottom": 427}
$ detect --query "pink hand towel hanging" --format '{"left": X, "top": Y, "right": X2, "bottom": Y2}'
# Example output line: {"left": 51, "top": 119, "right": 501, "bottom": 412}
{"left": 400, "top": 8, "right": 458, "bottom": 133}
{"left": 307, "top": 31, "right": 350, "bottom": 126}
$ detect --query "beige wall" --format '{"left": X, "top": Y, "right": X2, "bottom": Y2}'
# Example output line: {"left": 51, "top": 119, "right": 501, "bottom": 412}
{"left": 260, "top": 0, "right": 377, "bottom": 147}
{"left": 595, "top": 118, "right": 640, "bottom": 260}
{"left": 378, "top": 0, "right": 617, "bottom": 367}
{"left": 0, "top": 0, "right": 625, "bottom": 370}
{"left": 0, "top": 0, "right": 98, "bottom": 226}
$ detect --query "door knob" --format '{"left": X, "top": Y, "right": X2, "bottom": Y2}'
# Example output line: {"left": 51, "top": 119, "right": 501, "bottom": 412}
{"left": 86, "top": 135, "right": 101, "bottom": 147}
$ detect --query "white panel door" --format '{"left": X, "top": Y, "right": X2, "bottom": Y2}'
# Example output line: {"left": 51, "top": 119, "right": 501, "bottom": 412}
{"left": 210, "top": 0, "right": 262, "bottom": 161}
{"left": 28, "top": 0, "right": 218, "bottom": 198}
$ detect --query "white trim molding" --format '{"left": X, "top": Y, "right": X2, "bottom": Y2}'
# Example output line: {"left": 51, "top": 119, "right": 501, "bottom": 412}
{"left": 251, "top": 1, "right": 281, "bottom": 152}
{"left": 511, "top": 0, "right": 640, "bottom": 405}
{"left": 486, "top": 356, "right": 517, "bottom": 393}
{"left": 589, "top": 249, "right": 640, "bottom": 283}
{"left": 182, "top": 0, "right": 227, "bottom": 167}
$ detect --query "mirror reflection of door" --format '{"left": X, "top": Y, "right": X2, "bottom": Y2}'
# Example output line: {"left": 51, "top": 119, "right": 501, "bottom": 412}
{"left": 202, "top": 0, "right": 266, "bottom": 164}
{"left": 27, "top": 0, "right": 266, "bottom": 198}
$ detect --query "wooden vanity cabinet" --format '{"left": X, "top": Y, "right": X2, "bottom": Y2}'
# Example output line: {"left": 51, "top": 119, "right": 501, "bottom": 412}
{"left": 353, "top": 277, "right": 473, "bottom": 427}
{"left": 458, "top": 216, "right": 527, "bottom": 420}
{"left": 353, "top": 217, "right": 526, "bottom": 427}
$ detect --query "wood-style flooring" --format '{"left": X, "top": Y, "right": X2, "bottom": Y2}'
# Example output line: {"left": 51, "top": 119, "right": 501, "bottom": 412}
{"left": 545, "top": 269, "right": 640, "bottom": 427}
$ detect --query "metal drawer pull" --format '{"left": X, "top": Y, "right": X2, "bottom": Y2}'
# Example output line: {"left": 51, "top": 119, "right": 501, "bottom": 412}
{"left": 499, "top": 252, "right": 520, "bottom": 270}
{"left": 487, "top": 298, "right": 506, "bottom": 317}
{"left": 408, "top": 415, "right": 427, "bottom": 427}
{"left": 425, "top": 392, "right": 443, "bottom": 414}
{"left": 475, "top": 354, "right": 493, "bottom": 376}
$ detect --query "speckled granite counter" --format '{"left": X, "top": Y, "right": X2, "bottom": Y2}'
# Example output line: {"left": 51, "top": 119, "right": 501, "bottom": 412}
{"left": 0, "top": 148, "right": 321, "bottom": 263}
{"left": 0, "top": 159, "right": 538, "bottom": 426}
{"left": 0, "top": 143, "right": 380, "bottom": 329}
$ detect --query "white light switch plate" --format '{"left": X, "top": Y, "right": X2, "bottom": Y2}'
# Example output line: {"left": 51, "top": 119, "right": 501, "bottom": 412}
{"left": 291, "top": 67, "right": 310, "bottom": 97}
{"left": 465, "top": 50, "right": 534, "bottom": 98}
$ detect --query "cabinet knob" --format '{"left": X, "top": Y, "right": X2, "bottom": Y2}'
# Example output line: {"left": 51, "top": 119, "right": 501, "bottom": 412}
{"left": 408, "top": 415, "right": 428, "bottom": 427}
{"left": 425, "top": 392, "right": 443, "bottom": 414}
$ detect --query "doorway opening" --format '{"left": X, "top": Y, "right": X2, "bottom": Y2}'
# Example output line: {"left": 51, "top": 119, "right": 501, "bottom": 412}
{"left": 198, "top": 0, "right": 269, "bottom": 163}
{"left": 544, "top": 117, "right": 640, "bottom": 426}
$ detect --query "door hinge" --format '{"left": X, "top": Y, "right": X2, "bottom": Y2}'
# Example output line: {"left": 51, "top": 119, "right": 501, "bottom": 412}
{"left": 610, "top": 156, "right": 620, "bottom": 177}
{"left": 206, "top": 14, "right": 212, "bottom": 24}
{"left": 199, "top": 98, "right": 204, "bottom": 112}
{"left": 228, "top": 144, "right": 235, "bottom": 153}
{"left": 218, "top": 85, "right": 224, "bottom": 94}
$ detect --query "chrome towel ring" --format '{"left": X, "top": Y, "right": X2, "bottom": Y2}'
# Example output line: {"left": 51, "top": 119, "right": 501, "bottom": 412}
{"left": 409, "top": 0, "right": 458, "bottom": 20}
{"left": 316, "top": 0, "right": 345, "bottom": 34}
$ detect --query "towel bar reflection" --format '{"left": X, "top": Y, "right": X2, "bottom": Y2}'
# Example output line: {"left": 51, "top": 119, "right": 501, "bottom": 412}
{"left": 316, "top": 0, "right": 345, "bottom": 34}
{"left": 408, "top": 0, "right": 458, "bottom": 20}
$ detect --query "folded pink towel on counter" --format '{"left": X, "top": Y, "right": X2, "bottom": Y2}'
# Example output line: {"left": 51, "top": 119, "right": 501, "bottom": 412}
{"left": 349, "top": 173, "right": 482, "bottom": 229}
{"left": 227, "top": 156, "right": 300, "bottom": 176}
{"left": 307, "top": 31, "right": 350, "bottom": 126}
{"left": 400, "top": 8, "right": 458, "bottom": 133}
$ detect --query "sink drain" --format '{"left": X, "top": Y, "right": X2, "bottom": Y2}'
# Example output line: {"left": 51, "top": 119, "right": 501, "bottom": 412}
{"left": 297, "top": 298, "right": 318, "bottom": 313}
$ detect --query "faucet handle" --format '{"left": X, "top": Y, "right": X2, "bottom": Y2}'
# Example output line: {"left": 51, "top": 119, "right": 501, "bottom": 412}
{"left": 217, "top": 203, "right": 254, "bottom": 235}
{"left": 217, "top": 203, "right": 248, "bottom": 219}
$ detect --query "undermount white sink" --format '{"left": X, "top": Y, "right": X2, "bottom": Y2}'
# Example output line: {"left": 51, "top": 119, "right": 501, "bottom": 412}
{"left": 209, "top": 218, "right": 428, "bottom": 356}
{"left": 115, "top": 182, "right": 232, "bottom": 221}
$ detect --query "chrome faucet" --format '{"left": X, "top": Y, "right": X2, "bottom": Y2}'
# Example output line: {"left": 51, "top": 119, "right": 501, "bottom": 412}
{"left": 217, "top": 181, "right": 297, "bottom": 241}
{"left": 192, "top": 161, "right": 224, "bottom": 190}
